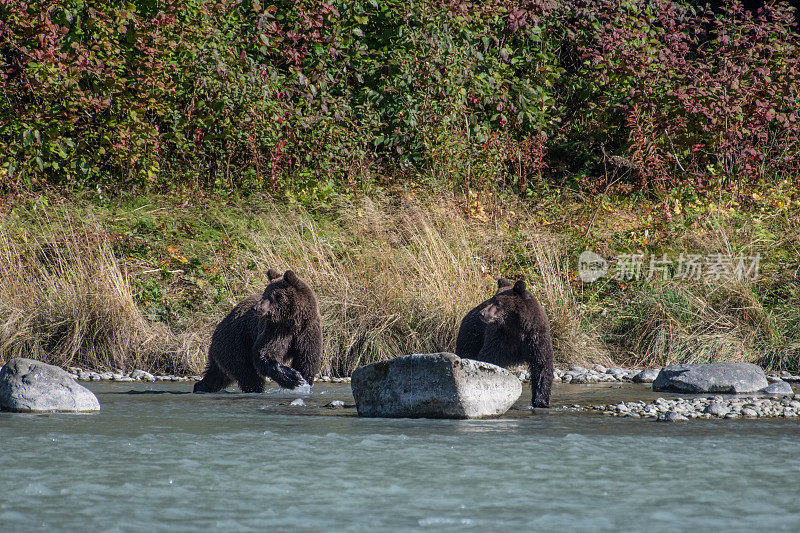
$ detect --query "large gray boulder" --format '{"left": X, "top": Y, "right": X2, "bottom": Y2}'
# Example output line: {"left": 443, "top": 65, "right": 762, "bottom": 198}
{"left": 653, "top": 362, "right": 768, "bottom": 394}
{"left": 351, "top": 353, "right": 521, "bottom": 418}
{"left": 0, "top": 358, "right": 100, "bottom": 412}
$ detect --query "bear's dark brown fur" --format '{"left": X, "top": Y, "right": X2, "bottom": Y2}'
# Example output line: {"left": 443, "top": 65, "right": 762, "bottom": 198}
{"left": 455, "top": 279, "right": 554, "bottom": 408}
{"left": 455, "top": 277, "right": 512, "bottom": 358}
{"left": 193, "top": 269, "right": 323, "bottom": 393}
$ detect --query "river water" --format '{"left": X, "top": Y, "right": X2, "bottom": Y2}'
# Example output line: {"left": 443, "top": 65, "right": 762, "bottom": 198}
{"left": 1, "top": 382, "right": 799, "bottom": 532}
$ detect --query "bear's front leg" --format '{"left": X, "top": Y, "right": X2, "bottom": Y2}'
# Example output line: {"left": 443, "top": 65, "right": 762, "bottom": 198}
{"left": 252, "top": 335, "right": 305, "bottom": 389}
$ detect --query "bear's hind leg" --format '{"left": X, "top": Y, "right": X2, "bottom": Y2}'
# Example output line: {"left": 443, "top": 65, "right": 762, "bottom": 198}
{"left": 229, "top": 362, "right": 266, "bottom": 393}
{"left": 193, "top": 361, "right": 233, "bottom": 393}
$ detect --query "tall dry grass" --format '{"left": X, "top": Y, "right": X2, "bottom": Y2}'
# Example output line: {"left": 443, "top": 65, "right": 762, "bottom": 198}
{"left": 608, "top": 213, "right": 800, "bottom": 370}
{"left": 243, "top": 197, "right": 501, "bottom": 375}
{"left": 0, "top": 195, "right": 606, "bottom": 375}
{"left": 523, "top": 231, "right": 609, "bottom": 365}
{"left": 0, "top": 222, "right": 206, "bottom": 373}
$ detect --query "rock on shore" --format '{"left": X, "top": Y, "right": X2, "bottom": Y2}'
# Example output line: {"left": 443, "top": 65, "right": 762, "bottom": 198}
{"left": 0, "top": 358, "right": 100, "bottom": 412}
{"left": 632, "top": 369, "right": 660, "bottom": 383}
{"left": 653, "top": 362, "right": 769, "bottom": 394}
{"left": 351, "top": 353, "right": 521, "bottom": 418}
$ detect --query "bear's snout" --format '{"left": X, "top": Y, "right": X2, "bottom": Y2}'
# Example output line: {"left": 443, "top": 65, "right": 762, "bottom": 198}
{"left": 479, "top": 305, "right": 500, "bottom": 324}
{"left": 256, "top": 299, "right": 270, "bottom": 316}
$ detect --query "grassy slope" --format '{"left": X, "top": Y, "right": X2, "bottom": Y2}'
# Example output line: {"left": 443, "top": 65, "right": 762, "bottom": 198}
{"left": 1, "top": 184, "right": 798, "bottom": 375}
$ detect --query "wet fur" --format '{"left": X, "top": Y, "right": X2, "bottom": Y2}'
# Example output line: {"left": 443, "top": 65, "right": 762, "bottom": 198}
{"left": 193, "top": 269, "right": 322, "bottom": 393}
{"left": 455, "top": 277, "right": 512, "bottom": 358}
{"left": 456, "top": 279, "right": 554, "bottom": 408}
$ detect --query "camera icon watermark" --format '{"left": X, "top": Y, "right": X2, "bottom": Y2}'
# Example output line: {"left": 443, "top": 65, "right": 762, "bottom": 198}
{"left": 577, "top": 250, "right": 760, "bottom": 283}
{"left": 578, "top": 250, "right": 609, "bottom": 282}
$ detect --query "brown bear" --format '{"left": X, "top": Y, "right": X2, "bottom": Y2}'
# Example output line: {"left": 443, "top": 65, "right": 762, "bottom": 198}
{"left": 455, "top": 279, "right": 554, "bottom": 408}
{"left": 193, "top": 269, "right": 323, "bottom": 393}
{"left": 455, "top": 277, "right": 512, "bottom": 357}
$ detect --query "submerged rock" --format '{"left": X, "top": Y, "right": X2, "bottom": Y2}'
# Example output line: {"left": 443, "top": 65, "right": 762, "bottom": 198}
{"left": 653, "top": 362, "right": 769, "bottom": 394}
{"left": 0, "top": 358, "right": 100, "bottom": 413}
{"left": 351, "top": 353, "right": 521, "bottom": 419}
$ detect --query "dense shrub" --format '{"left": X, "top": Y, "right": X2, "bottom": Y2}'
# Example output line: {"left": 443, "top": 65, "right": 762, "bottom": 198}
{"left": 1, "top": 0, "right": 798, "bottom": 195}
{"left": 571, "top": 0, "right": 800, "bottom": 189}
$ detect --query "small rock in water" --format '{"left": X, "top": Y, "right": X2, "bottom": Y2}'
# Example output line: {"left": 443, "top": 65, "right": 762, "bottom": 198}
{"left": 325, "top": 400, "right": 345, "bottom": 409}
{"left": 290, "top": 398, "right": 306, "bottom": 406}
{"left": 657, "top": 411, "right": 688, "bottom": 422}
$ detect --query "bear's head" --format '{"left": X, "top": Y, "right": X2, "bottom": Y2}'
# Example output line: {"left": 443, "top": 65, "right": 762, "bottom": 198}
{"left": 257, "top": 270, "right": 319, "bottom": 329}
{"left": 479, "top": 280, "right": 534, "bottom": 332}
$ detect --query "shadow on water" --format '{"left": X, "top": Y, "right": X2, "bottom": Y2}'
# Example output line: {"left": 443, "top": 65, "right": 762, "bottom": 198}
{"left": 121, "top": 390, "right": 192, "bottom": 395}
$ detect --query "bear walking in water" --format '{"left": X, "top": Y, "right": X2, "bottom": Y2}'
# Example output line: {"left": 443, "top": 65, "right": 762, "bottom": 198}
{"left": 193, "top": 269, "right": 322, "bottom": 393}
{"left": 456, "top": 279, "right": 554, "bottom": 408}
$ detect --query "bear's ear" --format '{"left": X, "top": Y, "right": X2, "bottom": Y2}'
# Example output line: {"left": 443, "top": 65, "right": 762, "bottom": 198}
{"left": 267, "top": 268, "right": 282, "bottom": 281}
{"left": 284, "top": 270, "right": 300, "bottom": 287}
{"left": 497, "top": 277, "right": 512, "bottom": 289}
{"left": 513, "top": 280, "right": 527, "bottom": 295}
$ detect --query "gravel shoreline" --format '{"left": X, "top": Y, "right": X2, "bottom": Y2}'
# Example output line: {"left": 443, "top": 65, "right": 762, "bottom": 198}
{"left": 64, "top": 363, "right": 800, "bottom": 386}
{"left": 578, "top": 394, "right": 800, "bottom": 421}
{"left": 67, "top": 367, "right": 353, "bottom": 384}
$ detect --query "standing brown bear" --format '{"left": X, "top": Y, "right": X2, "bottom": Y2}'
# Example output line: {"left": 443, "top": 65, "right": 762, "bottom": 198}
{"left": 455, "top": 277, "right": 512, "bottom": 356}
{"left": 456, "top": 279, "right": 554, "bottom": 408}
{"left": 193, "top": 269, "right": 322, "bottom": 393}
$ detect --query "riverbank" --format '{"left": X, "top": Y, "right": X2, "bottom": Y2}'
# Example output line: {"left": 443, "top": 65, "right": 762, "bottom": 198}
{"left": 2, "top": 189, "right": 799, "bottom": 376}
{"left": 58, "top": 362, "right": 800, "bottom": 388}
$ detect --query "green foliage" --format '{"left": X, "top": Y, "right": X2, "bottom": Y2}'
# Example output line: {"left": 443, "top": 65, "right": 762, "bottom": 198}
{"left": 1, "top": 1, "right": 799, "bottom": 196}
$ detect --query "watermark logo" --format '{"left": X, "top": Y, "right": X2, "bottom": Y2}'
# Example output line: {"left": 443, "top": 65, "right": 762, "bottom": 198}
{"left": 578, "top": 250, "right": 760, "bottom": 282}
{"left": 578, "top": 250, "right": 609, "bottom": 282}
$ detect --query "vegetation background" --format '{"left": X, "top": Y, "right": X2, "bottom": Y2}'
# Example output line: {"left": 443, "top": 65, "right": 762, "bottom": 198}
{"left": 1, "top": 0, "right": 798, "bottom": 375}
